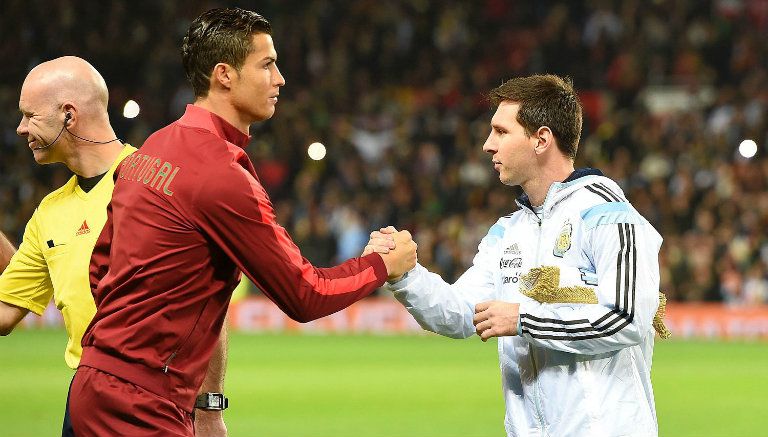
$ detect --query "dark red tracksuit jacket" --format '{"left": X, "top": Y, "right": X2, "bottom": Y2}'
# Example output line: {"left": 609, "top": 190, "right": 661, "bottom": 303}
{"left": 80, "top": 104, "right": 387, "bottom": 413}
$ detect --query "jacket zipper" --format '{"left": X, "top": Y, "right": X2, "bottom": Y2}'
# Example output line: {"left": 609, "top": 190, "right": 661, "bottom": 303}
{"left": 528, "top": 343, "right": 547, "bottom": 431}
{"left": 162, "top": 351, "right": 178, "bottom": 373}
{"left": 162, "top": 300, "right": 211, "bottom": 373}
{"left": 531, "top": 215, "right": 547, "bottom": 431}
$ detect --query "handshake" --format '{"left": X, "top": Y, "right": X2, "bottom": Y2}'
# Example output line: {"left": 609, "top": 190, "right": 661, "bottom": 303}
{"left": 362, "top": 226, "right": 417, "bottom": 282}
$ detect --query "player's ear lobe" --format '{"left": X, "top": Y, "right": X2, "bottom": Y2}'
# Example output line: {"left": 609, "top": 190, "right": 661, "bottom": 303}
{"left": 534, "top": 127, "right": 553, "bottom": 154}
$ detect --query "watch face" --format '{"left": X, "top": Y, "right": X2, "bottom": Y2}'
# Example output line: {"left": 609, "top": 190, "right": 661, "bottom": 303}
{"left": 196, "top": 393, "right": 228, "bottom": 410}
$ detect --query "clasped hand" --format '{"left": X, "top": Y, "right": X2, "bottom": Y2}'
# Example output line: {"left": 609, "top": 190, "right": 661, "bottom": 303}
{"left": 362, "top": 226, "right": 417, "bottom": 281}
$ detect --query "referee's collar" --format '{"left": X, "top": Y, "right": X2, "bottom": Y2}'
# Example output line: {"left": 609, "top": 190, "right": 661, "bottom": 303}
{"left": 177, "top": 104, "right": 251, "bottom": 148}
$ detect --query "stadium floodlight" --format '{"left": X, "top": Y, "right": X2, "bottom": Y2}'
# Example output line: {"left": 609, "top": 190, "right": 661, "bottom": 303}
{"left": 308, "top": 142, "right": 326, "bottom": 160}
{"left": 123, "top": 100, "right": 140, "bottom": 119}
{"left": 738, "top": 139, "right": 757, "bottom": 159}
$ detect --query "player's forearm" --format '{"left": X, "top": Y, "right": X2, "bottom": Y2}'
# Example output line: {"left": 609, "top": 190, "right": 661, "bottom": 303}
{"left": 199, "top": 322, "right": 227, "bottom": 393}
{"left": 247, "top": 252, "right": 386, "bottom": 323}
{"left": 194, "top": 323, "right": 228, "bottom": 435}
{"left": 390, "top": 264, "right": 478, "bottom": 339}
{"left": 0, "top": 231, "right": 17, "bottom": 273}
{"left": 518, "top": 300, "right": 647, "bottom": 354}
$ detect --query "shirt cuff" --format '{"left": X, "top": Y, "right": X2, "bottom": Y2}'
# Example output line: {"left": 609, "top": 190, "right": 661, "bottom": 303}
{"left": 385, "top": 264, "right": 422, "bottom": 290}
{"left": 364, "top": 252, "right": 390, "bottom": 286}
{"left": 0, "top": 292, "right": 46, "bottom": 316}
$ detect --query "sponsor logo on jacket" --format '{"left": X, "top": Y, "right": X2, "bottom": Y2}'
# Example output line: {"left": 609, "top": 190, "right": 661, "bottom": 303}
{"left": 500, "top": 244, "right": 524, "bottom": 284}
{"left": 500, "top": 257, "right": 523, "bottom": 269}
{"left": 504, "top": 243, "right": 521, "bottom": 255}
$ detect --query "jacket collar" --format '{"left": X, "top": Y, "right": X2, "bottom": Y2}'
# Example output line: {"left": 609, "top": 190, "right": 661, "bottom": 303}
{"left": 177, "top": 104, "right": 251, "bottom": 148}
{"left": 516, "top": 168, "right": 604, "bottom": 216}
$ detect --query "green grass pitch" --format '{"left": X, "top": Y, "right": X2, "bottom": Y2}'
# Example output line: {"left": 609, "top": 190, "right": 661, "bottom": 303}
{"left": 2, "top": 330, "right": 767, "bottom": 436}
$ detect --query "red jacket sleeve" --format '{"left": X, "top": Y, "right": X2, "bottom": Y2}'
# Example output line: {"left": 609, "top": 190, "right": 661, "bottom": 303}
{"left": 193, "top": 160, "right": 387, "bottom": 323}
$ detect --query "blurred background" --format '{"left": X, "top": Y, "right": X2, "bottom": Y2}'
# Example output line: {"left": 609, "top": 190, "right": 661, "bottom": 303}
{"left": 1, "top": 0, "right": 767, "bottom": 305}
{"left": 1, "top": 1, "right": 767, "bottom": 436}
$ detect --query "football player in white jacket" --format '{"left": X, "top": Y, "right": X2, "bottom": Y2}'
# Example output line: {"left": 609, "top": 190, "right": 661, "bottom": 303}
{"left": 368, "top": 74, "right": 664, "bottom": 437}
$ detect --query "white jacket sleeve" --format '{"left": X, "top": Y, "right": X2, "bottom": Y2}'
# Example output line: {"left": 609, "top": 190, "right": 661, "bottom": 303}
{"left": 387, "top": 230, "right": 500, "bottom": 339}
{"left": 519, "top": 215, "right": 662, "bottom": 355}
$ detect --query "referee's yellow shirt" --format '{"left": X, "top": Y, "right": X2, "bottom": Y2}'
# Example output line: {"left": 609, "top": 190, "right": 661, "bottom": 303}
{"left": 0, "top": 145, "right": 136, "bottom": 369}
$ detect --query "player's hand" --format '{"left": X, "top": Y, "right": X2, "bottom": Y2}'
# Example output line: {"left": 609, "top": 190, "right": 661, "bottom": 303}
{"left": 473, "top": 301, "right": 520, "bottom": 341}
{"left": 379, "top": 229, "right": 417, "bottom": 282}
{"left": 362, "top": 226, "right": 397, "bottom": 255}
{"left": 194, "top": 410, "right": 227, "bottom": 437}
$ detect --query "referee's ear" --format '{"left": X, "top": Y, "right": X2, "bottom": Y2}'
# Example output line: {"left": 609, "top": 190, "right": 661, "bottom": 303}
{"left": 62, "top": 104, "right": 77, "bottom": 128}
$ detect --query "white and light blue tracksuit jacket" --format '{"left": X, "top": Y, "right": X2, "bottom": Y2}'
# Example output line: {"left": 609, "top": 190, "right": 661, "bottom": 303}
{"left": 389, "top": 169, "right": 663, "bottom": 437}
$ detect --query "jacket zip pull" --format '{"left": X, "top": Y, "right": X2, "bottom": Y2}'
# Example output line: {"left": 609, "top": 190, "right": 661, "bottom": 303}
{"left": 535, "top": 218, "right": 543, "bottom": 266}
{"left": 162, "top": 351, "right": 178, "bottom": 373}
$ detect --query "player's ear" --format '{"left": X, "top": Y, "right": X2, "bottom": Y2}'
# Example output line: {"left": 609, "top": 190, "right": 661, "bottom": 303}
{"left": 533, "top": 126, "right": 554, "bottom": 155}
{"left": 211, "top": 63, "right": 235, "bottom": 90}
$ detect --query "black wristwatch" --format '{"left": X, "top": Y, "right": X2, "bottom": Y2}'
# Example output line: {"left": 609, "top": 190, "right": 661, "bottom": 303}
{"left": 195, "top": 392, "right": 229, "bottom": 411}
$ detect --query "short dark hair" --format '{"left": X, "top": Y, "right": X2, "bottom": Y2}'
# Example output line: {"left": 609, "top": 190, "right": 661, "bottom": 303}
{"left": 488, "top": 74, "right": 582, "bottom": 160}
{"left": 182, "top": 7, "right": 272, "bottom": 98}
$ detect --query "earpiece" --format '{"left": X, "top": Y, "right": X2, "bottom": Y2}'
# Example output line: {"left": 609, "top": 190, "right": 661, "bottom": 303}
{"left": 34, "top": 110, "right": 120, "bottom": 150}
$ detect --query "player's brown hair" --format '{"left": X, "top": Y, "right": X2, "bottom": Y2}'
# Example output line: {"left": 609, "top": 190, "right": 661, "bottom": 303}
{"left": 182, "top": 7, "right": 272, "bottom": 98}
{"left": 489, "top": 75, "right": 582, "bottom": 160}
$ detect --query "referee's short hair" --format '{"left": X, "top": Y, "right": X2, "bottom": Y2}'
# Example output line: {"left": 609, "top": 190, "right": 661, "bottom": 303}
{"left": 182, "top": 7, "right": 272, "bottom": 98}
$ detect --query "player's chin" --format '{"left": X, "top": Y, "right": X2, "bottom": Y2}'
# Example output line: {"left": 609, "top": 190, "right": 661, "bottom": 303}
{"left": 254, "top": 106, "right": 276, "bottom": 122}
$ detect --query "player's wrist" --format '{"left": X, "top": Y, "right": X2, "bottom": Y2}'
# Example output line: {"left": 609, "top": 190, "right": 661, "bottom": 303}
{"left": 194, "top": 408, "right": 224, "bottom": 419}
{"left": 387, "top": 270, "right": 409, "bottom": 284}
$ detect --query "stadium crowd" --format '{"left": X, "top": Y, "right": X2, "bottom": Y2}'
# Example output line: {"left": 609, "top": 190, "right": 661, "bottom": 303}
{"left": 1, "top": 0, "right": 766, "bottom": 304}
